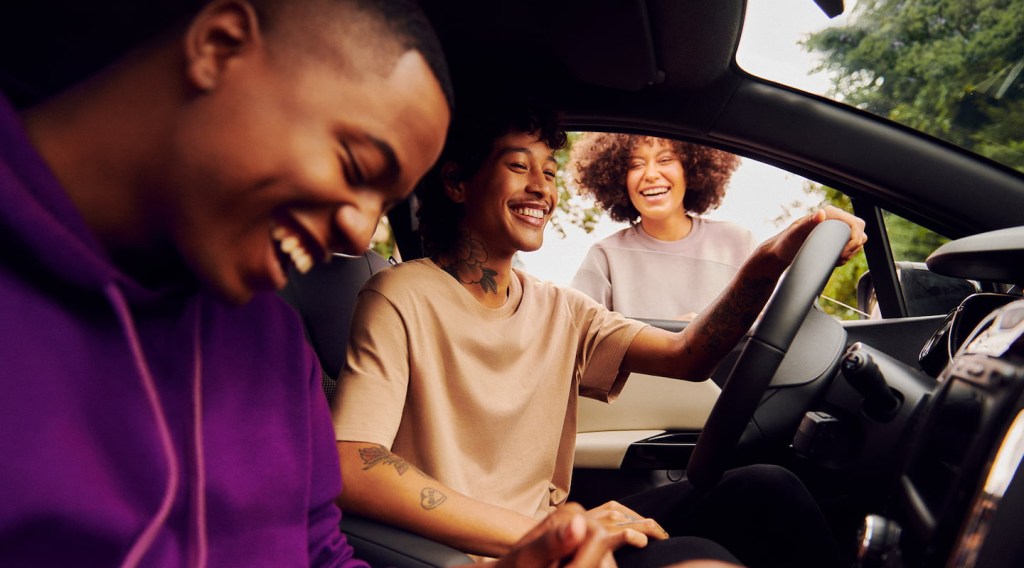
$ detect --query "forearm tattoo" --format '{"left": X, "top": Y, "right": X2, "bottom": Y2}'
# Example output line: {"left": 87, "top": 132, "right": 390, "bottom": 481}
{"left": 358, "top": 445, "right": 448, "bottom": 510}
{"left": 358, "top": 444, "right": 410, "bottom": 475}
{"left": 420, "top": 487, "right": 448, "bottom": 510}
{"left": 434, "top": 233, "right": 498, "bottom": 294}
{"left": 698, "top": 275, "right": 778, "bottom": 355}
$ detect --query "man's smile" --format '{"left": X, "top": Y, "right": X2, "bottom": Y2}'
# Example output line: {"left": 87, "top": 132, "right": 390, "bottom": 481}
{"left": 510, "top": 202, "right": 550, "bottom": 226}
{"left": 270, "top": 215, "right": 327, "bottom": 278}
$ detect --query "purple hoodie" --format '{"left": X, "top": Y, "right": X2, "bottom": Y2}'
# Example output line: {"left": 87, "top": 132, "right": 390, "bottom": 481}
{"left": 0, "top": 95, "right": 368, "bottom": 567}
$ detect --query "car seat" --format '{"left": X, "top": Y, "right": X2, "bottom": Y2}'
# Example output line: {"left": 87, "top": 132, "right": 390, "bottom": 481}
{"left": 279, "top": 251, "right": 392, "bottom": 400}
{"left": 280, "top": 251, "right": 473, "bottom": 567}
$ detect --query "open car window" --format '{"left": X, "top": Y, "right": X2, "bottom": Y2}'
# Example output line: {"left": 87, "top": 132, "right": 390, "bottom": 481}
{"left": 737, "top": 0, "right": 1024, "bottom": 176}
{"left": 518, "top": 133, "right": 976, "bottom": 322}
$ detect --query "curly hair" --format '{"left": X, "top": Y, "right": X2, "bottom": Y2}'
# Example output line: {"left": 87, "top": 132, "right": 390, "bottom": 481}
{"left": 571, "top": 133, "right": 740, "bottom": 224}
{"left": 416, "top": 100, "right": 567, "bottom": 255}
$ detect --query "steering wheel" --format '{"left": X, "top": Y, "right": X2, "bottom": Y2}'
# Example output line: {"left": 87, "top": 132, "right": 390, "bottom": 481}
{"left": 687, "top": 219, "right": 851, "bottom": 489}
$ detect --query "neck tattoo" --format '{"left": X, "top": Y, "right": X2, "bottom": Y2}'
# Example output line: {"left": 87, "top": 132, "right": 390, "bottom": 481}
{"left": 435, "top": 235, "right": 500, "bottom": 295}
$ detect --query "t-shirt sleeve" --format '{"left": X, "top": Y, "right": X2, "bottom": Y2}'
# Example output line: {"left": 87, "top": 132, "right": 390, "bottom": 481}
{"left": 331, "top": 289, "right": 410, "bottom": 448}
{"left": 304, "top": 352, "right": 369, "bottom": 568}
{"left": 569, "top": 290, "right": 647, "bottom": 403}
{"left": 569, "top": 245, "right": 613, "bottom": 310}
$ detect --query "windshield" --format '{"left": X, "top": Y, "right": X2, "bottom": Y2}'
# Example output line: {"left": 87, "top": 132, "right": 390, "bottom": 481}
{"left": 737, "top": 0, "right": 1024, "bottom": 175}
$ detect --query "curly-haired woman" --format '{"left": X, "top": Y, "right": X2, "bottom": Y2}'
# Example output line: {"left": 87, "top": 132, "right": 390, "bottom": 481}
{"left": 570, "top": 133, "right": 756, "bottom": 320}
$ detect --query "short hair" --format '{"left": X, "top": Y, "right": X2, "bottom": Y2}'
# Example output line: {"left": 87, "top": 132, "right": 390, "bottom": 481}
{"left": 0, "top": 0, "right": 453, "bottom": 111}
{"left": 252, "top": 0, "right": 454, "bottom": 111}
{"left": 571, "top": 133, "right": 741, "bottom": 224}
{"left": 416, "top": 100, "right": 567, "bottom": 255}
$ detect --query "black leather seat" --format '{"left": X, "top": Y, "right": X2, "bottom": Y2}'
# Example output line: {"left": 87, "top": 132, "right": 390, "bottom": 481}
{"left": 281, "top": 251, "right": 473, "bottom": 567}
{"left": 280, "top": 251, "right": 392, "bottom": 400}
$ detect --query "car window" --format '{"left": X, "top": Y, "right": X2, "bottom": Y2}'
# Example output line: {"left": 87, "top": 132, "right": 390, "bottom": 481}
{"left": 518, "top": 132, "right": 871, "bottom": 321}
{"left": 736, "top": 0, "right": 1024, "bottom": 176}
{"left": 882, "top": 210, "right": 977, "bottom": 317}
{"left": 882, "top": 210, "right": 950, "bottom": 264}
{"left": 371, "top": 216, "right": 399, "bottom": 261}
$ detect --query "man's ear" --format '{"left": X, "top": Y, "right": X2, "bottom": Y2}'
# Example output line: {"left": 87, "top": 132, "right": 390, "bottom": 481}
{"left": 184, "top": 0, "right": 262, "bottom": 91}
{"left": 441, "top": 162, "right": 466, "bottom": 203}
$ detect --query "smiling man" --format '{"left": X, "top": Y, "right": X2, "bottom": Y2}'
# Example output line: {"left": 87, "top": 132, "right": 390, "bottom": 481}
{"left": 0, "top": 0, "right": 455, "bottom": 565}
{"left": 0, "top": 0, "right": 635, "bottom": 564}
{"left": 333, "top": 100, "right": 866, "bottom": 567}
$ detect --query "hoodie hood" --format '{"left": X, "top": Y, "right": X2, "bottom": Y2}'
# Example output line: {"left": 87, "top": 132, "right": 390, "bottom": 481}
{"left": 1, "top": 92, "right": 363, "bottom": 567}
{"left": 0, "top": 95, "right": 194, "bottom": 305}
{"left": 1, "top": 94, "right": 207, "bottom": 566}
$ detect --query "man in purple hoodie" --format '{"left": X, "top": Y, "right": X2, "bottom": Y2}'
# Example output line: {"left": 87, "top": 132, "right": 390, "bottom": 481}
{"left": 0, "top": 0, "right": 620, "bottom": 566}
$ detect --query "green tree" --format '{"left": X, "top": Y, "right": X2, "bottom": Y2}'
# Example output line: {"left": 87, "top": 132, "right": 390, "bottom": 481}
{"left": 803, "top": 0, "right": 1006, "bottom": 319}
{"left": 808, "top": 182, "right": 951, "bottom": 319}
{"left": 550, "top": 132, "right": 603, "bottom": 237}
{"left": 800, "top": 184, "right": 868, "bottom": 319}
{"left": 370, "top": 216, "right": 396, "bottom": 260}
{"left": 804, "top": 0, "right": 1024, "bottom": 173}
{"left": 882, "top": 211, "right": 950, "bottom": 262}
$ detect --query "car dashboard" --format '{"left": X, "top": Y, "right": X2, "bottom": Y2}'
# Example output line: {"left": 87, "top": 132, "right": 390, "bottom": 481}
{"left": 849, "top": 227, "right": 1024, "bottom": 568}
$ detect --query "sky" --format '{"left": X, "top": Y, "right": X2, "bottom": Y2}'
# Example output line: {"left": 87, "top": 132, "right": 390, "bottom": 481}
{"left": 517, "top": 0, "right": 858, "bottom": 285}
{"left": 737, "top": 0, "right": 857, "bottom": 94}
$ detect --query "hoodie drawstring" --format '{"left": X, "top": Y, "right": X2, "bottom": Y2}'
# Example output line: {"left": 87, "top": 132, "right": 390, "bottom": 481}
{"left": 104, "top": 283, "right": 207, "bottom": 568}
{"left": 189, "top": 303, "right": 208, "bottom": 568}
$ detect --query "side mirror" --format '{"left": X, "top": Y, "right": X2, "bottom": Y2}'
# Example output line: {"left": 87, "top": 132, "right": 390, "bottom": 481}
{"left": 855, "top": 261, "right": 978, "bottom": 319}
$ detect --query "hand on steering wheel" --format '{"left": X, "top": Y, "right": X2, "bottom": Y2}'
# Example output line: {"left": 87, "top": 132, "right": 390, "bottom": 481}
{"left": 687, "top": 218, "right": 854, "bottom": 489}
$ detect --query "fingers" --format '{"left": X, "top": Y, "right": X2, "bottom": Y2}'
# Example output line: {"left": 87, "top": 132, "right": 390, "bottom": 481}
{"left": 494, "top": 504, "right": 619, "bottom": 568}
{"left": 814, "top": 206, "right": 868, "bottom": 265}
{"left": 587, "top": 500, "right": 645, "bottom": 521}
{"left": 607, "top": 527, "right": 648, "bottom": 549}
{"left": 768, "top": 205, "right": 867, "bottom": 267}
{"left": 560, "top": 517, "right": 619, "bottom": 568}
{"left": 495, "top": 510, "right": 583, "bottom": 568}
{"left": 827, "top": 207, "right": 868, "bottom": 264}
{"left": 586, "top": 501, "right": 669, "bottom": 543}
{"left": 613, "top": 519, "right": 667, "bottom": 542}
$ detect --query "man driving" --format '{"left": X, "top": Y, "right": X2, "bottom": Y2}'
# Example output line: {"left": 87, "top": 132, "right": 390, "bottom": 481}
{"left": 333, "top": 99, "right": 865, "bottom": 567}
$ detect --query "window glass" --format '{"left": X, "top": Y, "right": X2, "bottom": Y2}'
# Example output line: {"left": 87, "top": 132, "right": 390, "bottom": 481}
{"left": 882, "top": 210, "right": 974, "bottom": 317}
{"left": 882, "top": 210, "right": 950, "bottom": 263}
{"left": 370, "top": 216, "right": 398, "bottom": 261}
{"left": 518, "top": 132, "right": 868, "bottom": 320}
{"left": 736, "top": 0, "right": 1024, "bottom": 176}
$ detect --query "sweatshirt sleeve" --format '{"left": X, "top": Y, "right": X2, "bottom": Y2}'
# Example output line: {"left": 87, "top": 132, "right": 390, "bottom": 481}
{"left": 305, "top": 355, "right": 370, "bottom": 568}
{"left": 569, "top": 244, "right": 613, "bottom": 309}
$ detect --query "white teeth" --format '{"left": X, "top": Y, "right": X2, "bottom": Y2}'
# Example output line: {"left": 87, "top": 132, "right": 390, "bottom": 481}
{"left": 512, "top": 207, "right": 545, "bottom": 219}
{"left": 271, "top": 221, "right": 316, "bottom": 274}
{"left": 291, "top": 249, "right": 313, "bottom": 274}
{"left": 641, "top": 187, "right": 669, "bottom": 196}
{"left": 279, "top": 236, "right": 299, "bottom": 253}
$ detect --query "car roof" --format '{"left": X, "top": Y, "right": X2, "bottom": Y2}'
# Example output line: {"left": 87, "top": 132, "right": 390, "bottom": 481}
{"left": 420, "top": 0, "right": 1024, "bottom": 239}
{"left": 2, "top": 0, "right": 1021, "bottom": 239}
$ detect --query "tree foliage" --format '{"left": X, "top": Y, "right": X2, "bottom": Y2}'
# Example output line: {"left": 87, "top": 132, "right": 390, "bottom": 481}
{"left": 809, "top": 182, "right": 950, "bottom": 319}
{"left": 802, "top": 0, "right": 1011, "bottom": 319}
{"left": 801, "top": 184, "right": 868, "bottom": 319}
{"left": 804, "top": 0, "right": 1024, "bottom": 173}
{"left": 550, "top": 132, "right": 604, "bottom": 237}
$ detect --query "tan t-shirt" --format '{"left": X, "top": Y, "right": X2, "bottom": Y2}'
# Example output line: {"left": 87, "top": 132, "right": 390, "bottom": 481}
{"left": 333, "top": 259, "right": 647, "bottom": 519}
